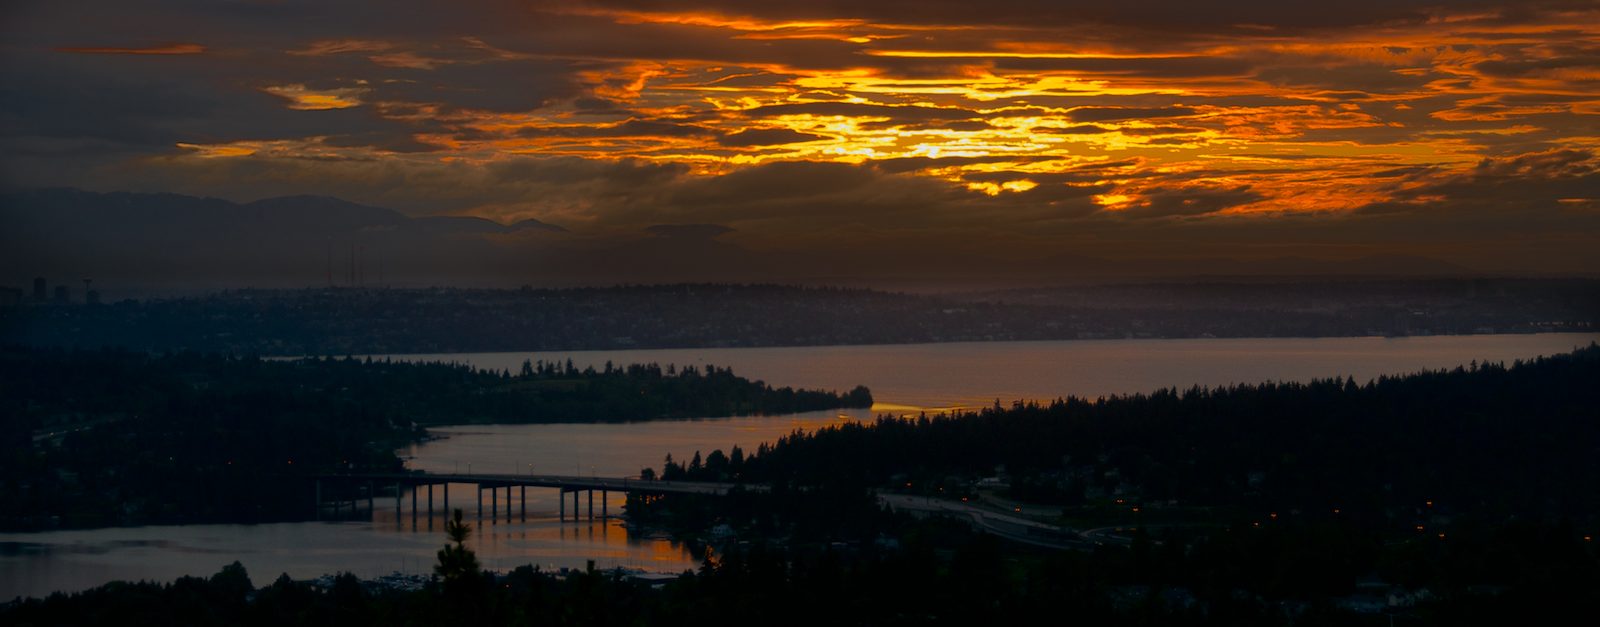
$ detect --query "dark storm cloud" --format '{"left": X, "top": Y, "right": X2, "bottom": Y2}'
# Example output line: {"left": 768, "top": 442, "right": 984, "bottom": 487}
{"left": 992, "top": 55, "right": 1257, "bottom": 78}
{"left": 860, "top": 120, "right": 996, "bottom": 132}
{"left": 0, "top": 54, "right": 412, "bottom": 142}
{"left": 1116, "top": 126, "right": 1207, "bottom": 136}
{"left": 716, "top": 128, "right": 829, "bottom": 146}
{"left": 513, "top": 119, "right": 717, "bottom": 139}
{"left": 1253, "top": 63, "right": 1442, "bottom": 94}
{"left": 571, "top": 0, "right": 1582, "bottom": 32}
{"left": 870, "top": 155, "right": 1062, "bottom": 173}
{"left": 742, "top": 102, "right": 977, "bottom": 123}
{"left": 663, "top": 161, "right": 882, "bottom": 207}
{"left": 1357, "top": 149, "right": 1600, "bottom": 216}
{"left": 1116, "top": 185, "right": 1265, "bottom": 218}
{"left": 1067, "top": 107, "right": 1198, "bottom": 122}
{"left": 353, "top": 58, "right": 592, "bottom": 114}
{"left": 1032, "top": 125, "right": 1114, "bottom": 135}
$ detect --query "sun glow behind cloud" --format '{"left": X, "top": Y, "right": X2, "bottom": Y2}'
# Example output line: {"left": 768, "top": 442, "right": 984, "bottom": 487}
{"left": 263, "top": 85, "right": 367, "bottom": 110}
{"left": 6, "top": 0, "right": 1598, "bottom": 271}
{"left": 153, "top": 3, "right": 1591, "bottom": 219}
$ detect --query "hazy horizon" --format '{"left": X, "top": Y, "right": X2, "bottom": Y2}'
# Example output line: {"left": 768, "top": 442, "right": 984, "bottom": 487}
{"left": 6, "top": 187, "right": 1595, "bottom": 295}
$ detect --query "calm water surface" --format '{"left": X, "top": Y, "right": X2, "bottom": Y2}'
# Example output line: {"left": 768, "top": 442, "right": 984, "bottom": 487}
{"left": 389, "top": 334, "right": 1600, "bottom": 411}
{"left": 4, "top": 333, "right": 1596, "bottom": 599}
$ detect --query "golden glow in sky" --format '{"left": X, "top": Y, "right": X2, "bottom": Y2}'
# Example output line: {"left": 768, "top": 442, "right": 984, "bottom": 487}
{"left": 6, "top": 0, "right": 1599, "bottom": 272}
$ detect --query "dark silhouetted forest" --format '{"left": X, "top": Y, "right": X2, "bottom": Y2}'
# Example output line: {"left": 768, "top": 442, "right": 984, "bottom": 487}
{"left": 661, "top": 344, "right": 1600, "bottom": 533}
{"left": 0, "top": 346, "right": 868, "bottom": 529}
{"left": 3, "top": 517, "right": 1595, "bottom": 627}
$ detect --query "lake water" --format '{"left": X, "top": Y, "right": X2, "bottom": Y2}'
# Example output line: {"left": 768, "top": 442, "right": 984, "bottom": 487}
{"left": 3, "top": 333, "right": 1596, "bottom": 599}
{"left": 385, "top": 334, "right": 1600, "bottom": 412}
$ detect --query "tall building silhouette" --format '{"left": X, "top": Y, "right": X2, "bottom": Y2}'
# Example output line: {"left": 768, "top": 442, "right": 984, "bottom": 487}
{"left": 33, "top": 277, "right": 46, "bottom": 301}
{"left": 53, "top": 285, "right": 69, "bottom": 304}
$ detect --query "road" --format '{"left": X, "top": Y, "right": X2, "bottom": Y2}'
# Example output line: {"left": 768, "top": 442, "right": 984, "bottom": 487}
{"left": 316, "top": 472, "right": 752, "bottom": 495}
{"left": 878, "top": 493, "right": 1092, "bottom": 550}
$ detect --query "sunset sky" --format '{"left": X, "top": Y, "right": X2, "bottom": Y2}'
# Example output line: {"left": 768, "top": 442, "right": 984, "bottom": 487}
{"left": 3, "top": 0, "right": 1598, "bottom": 281}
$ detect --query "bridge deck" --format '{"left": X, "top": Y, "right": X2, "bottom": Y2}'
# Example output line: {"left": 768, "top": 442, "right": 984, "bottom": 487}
{"left": 315, "top": 472, "right": 747, "bottom": 495}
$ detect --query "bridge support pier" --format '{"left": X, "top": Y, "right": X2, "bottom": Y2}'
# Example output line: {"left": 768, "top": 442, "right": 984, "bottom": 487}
{"left": 314, "top": 473, "right": 739, "bottom": 527}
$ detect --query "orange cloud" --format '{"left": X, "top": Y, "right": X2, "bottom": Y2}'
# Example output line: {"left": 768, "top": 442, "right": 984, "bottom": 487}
{"left": 56, "top": 42, "right": 205, "bottom": 55}
{"left": 9, "top": 0, "right": 1600, "bottom": 275}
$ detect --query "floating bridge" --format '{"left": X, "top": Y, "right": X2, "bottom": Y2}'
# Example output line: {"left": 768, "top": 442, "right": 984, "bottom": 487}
{"left": 311, "top": 472, "right": 747, "bottom": 525}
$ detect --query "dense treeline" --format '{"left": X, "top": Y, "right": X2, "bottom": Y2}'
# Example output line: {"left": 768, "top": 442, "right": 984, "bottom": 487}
{"left": 615, "top": 346, "right": 1600, "bottom": 619}
{"left": 664, "top": 344, "right": 1600, "bottom": 532}
{"left": 0, "top": 349, "right": 415, "bottom": 529}
{"left": 0, "top": 345, "right": 868, "bottom": 529}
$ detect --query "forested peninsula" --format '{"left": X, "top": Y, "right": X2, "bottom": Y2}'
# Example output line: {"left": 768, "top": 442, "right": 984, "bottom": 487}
{"left": 0, "top": 346, "right": 870, "bottom": 529}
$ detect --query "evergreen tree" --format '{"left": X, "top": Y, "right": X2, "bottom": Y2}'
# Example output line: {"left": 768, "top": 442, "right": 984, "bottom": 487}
{"left": 435, "top": 508, "right": 482, "bottom": 593}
